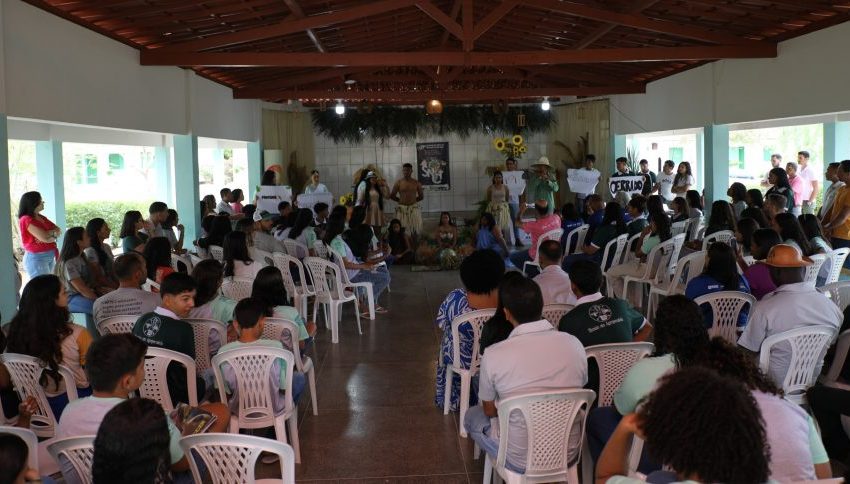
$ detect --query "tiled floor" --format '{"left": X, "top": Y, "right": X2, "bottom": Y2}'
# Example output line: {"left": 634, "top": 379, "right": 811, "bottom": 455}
{"left": 285, "top": 267, "right": 483, "bottom": 483}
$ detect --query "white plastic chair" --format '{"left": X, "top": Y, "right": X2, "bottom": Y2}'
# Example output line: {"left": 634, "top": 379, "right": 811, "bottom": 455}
{"left": 273, "top": 252, "right": 316, "bottom": 321}
{"left": 330, "top": 248, "right": 375, "bottom": 320}
{"left": 646, "top": 251, "right": 705, "bottom": 321}
{"left": 283, "top": 239, "right": 310, "bottom": 259}
{"left": 139, "top": 347, "right": 198, "bottom": 411}
{"left": 185, "top": 318, "right": 228, "bottom": 373}
{"left": 562, "top": 224, "right": 588, "bottom": 255}
{"left": 265, "top": 317, "right": 318, "bottom": 416}
{"left": 819, "top": 280, "right": 850, "bottom": 312}
{"left": 96, "top": 314, "right": 138, "bottom": 336}
{"left": 212, "top": 346, "right": 301, "bottom": 463}
{"left": 483, "top": 389, "right": 596, "bottom": 484}
{"left": 687, "top": 216, "right": 702, "bottom": 241}
{"left": 622, "top": 234, "right": 685, "bottom": 310}
{"left": 821, "top": 329, "right": 850, "bottom": 390}
{"left": 693, "top": 291, "right": 756, "bottom": 345}
{"left": 601, "top": 234, "right": 629, "bottom": 296}
{"left": 0, "top": 353, "right": 78, "bottom": 438}
{"left": 209, "top": 245, "right": 224, "bottom": 262}
{"left": 671, "top": 219, "right": 688, "bottom": 237}
{"left": 250, "top": 247, "right": 274, "bottom": 268}
{"left": 702, "top": 230, "right": 735, "bottom": 250}
{"left": 312, "top": 240, "right": 329, "bottom": 259}
{"left": 442, "top": 309, "right": 496, "bottom": 438}
{"left": 759, "top": 325, "right": 838, "bottom": 405}
{"left": 804, "top": 253, "right": 828, "bottom": 287}
{"left": 220, "top": 277, "right": 254, "bottom": 301}
{"left": 46, "top": 435, "right": 95, "bottom": 484}
{"left": 824, "top": 247, "right": 850, "bottom": 284}
{"left": 542, "top": 303, "right": 574, "bottom": 328}
{"left": 620, "top": 233, "right": 642, "bottom": 265}
{"left": 523, "top": 228, "right": 564, "bottom": 275}
{"left": 0, "top": 426, "right": 38, "bottom": 470}
{"left": 304, "top": 256, "right": 361, "bottom": 344}
{"left": 180, "top": 433, "right": 296, "bottom": 484}
{"left": 171, "top": 252, "right": 194, "bottom": 273}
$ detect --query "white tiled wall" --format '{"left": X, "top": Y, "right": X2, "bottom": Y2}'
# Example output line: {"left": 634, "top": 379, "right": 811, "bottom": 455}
{"left": 313, "top": 131, "right": 549, "bottom": 214}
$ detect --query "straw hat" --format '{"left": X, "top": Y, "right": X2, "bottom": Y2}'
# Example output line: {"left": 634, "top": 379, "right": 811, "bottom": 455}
{"left": 764, "top": 244, "right": 812, "bottom": 267}
{"left": 532, "top": 156, "right": 551, "bottom": 168}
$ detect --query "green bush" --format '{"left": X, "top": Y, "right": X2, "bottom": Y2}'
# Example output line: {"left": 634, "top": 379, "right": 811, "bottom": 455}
{"left": 65, "top": 200, "right": 154, "bottom": 247}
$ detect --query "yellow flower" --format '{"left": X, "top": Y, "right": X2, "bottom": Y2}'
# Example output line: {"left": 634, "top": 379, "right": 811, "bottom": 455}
{"left": 512, "top": 134, "right": 523, "bottom": 146}
{"left": 493, "top": 138, "right": 506, "bottom": 151}
{"left": 520, "top": 145, "right": 527, "bottom": 153}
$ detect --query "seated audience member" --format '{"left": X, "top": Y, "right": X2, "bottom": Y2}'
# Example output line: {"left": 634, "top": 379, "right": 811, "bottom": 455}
{"left": 606, "top": 210, "right": 672, "bottom": 302}
{"left": 385, "top": 218, "right": 414, "bottom": 264}
{"left": 562, "top": 202, "right": 626, "bottom": 272}
{"left": 685, "top": 242, "right": 752, "bottom": 328}
{"left": 230, "top": 188, "right": 245, "bottom": 214}
{"left": 91, "top": 398, "right": 172, "bottom": 484}
{"left": 242, "top": 204, "right": 257, "bottom": 225}
{"left": 464, "top": 275, "right": 587, "bottom": 473}
{"left": 560, "top": 203, "right": 584, "bottom": 253}
{"left": 251, "top": 266, "right": 316, "bottom": 348}
{"left": 235, "top": 218, "right": 255, "bottom": 246}
{"left": 195, "top": 214, "right": 232, "bottom": 252}
{"left": 595, "top": 368, "right": 770, "bottom": 484}
{"left": 313, "top": 202, "right": 330, "bottom": 238}
{"left": 57, "top": 227, "right": 102, "bottom": 322}
{"left": 277, "top": 201, "right": 294, "bottom": 227}
{"left": 434, "top": 211, "right": 459, "bottom": 250}
{"left": 143, "top": 201, "right": 168, "bottom": 238}
{"left": 435, "top": 249, "right": 504, "bottom": 412}
{"left": 0, "top": 433, "right": 41, "bottom": 484}
{"left": 686, "top": 200, "right": 736, "bottom": 250}
{"left": 625, "top": 195, "right": 648, "bottom": 238}
{"left": 223, "top": 230, "right": 264, "bottom": 280}
{"left": 480, "top": 272, "right": 525, "bottom": 354}
{"left": 559, "top": 260, "right": 651, "bottom": 347}
{"left": 585, "top": 194, "right": 605, "bottom": 232}
{"left": 344, "top": 206, "right": 381, "bottom": 262}
{"left": 742, "top": 188, "right": 770, "bottom": 227}
{"left": 736, "top": 228, "right": 782, "bottom": 300}
{"left": 738, "top": 244, "right": 842, "bottom": 385}
{"left": 6, "top": 275, "right": 94, "bottom": 418}
{"left": 162, "top": 208, "right": 185, "bottom": 253}
{"left": 774, "top": 212, "right": 815, "bottom": 256}
{"left": 475, "top": 212, "right": 508, "bottom": 256}
{"left": 764, "top": 193, "right": 789, "bottom": 223}
{"left": 670, "top": 196, "right": 690, "bottom": 223}
{"left": 202, "top": 194, "right": 216, "bottom": 218}
{"left": 92, "top": 253, "right": 161, "bottom": 324}
{"left": 57, "top": 334, "right": 228, "bottom": 482}
{"left": 251, "top": 211, "right": 285, "bottom": 254}
{"left": 216, "top": 188, "right": 245, "bottom": 221}
{"left": 728, "top": 182, "right": 748, "bottom": 219}
{"left": 799, "top": 213, "right": 831, "bottom": 254}
{"left": 84, "top": 218, "right": 117, "bottom": 289}
{"left": 685, "top": 189, "right": 703, "bottom": 218}
{"left": 132, "top": 273, "right": 206, "bottom": 406}
{"left": 324, "top": 215, "right": 390, "bottom": 313}
{"left": 142, "top": 236, "right": 175, "bottom": 286}
{"left": 510, "top": 199, "right": 561, "bottom": 271}
{"left": 734, "top": 217, "right": 759, "bottom": 257}
{"left": 809, "top": 384, "right": 850, "bottom": 466}
{"left": 218, "top": 298, "right": 306, "bottom": 415}
{"left": 189, "top": 259, "right": 237, "bottom": 325}
{"left": 532, "top": 240, "right": 576, "bottom": 305}
{"left": 586, "top": 295, "right": 708, "bottom": 466}
{"left": 119, "top": 210, "right": 149, "bottom": 254}
{"left": 289, "top": 208, "right": 319, "bottom": 257}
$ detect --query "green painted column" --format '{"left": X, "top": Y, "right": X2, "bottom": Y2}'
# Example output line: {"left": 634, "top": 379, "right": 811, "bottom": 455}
{"left": 824, "top": 122, "right": 850, "bottom": 164}
{"left": 703, "top": 124, "right": 730, "bottom": 216}
{"left": 611, "top": 134, "right": 626, "bottom": 172}
{"left": 173, "top": 135, "right": 201, "bottom": 242}
{"left": 247, "top": 141, "right": 262, "bottom": 202}
{"left": 35, "top": 141, "right": 66, "bottom": 237}
{"left": 0, "top": 115, "right": 20, "bottom": 318}
{"left": 155, "top": 146, "right": 174, "bottom": 207}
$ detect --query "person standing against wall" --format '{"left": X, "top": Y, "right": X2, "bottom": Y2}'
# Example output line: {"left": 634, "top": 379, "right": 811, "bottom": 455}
{"left": 798, "top": 151, "right": 819, "bottom": 214}
{"left": 17, "top": 191, "right": 61, "bottom": 279}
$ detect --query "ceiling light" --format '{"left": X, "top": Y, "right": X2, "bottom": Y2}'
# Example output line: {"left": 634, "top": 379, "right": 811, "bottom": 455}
{"left": 344, "top": 78, "right": 357, "bottom": 85}
{"left": 426, "top": 99, "right": 443, "bottom": 115}
{"left": 541, "top": 98, "right": 551, "bottom": 111}
{"left": 335, "top": 101, "right": 345, "bottom": 115}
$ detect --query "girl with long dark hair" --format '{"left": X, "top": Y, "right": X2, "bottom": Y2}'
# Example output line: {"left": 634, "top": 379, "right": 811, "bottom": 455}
{"left": 364, "top": 173, "right": 388, "bottom": 235}
{"left": 288, "top": 208, "right": 318, "bottom": 258}
{"left": 56, "top": 226, "right": 101, "bottom": 319}
{"left": 562, "top": 202, "right": 628, "bottom": 272}
{"left": 727, "top": 182, "right": 748, "bottom": 219}
{"left": 475, "top": 212, "right": 508, "bottom": 256}
{"left": 222, "top": 231, "right": 262, "bottom": 279}
{"left": 608, "top": 210, "right": 672, "bottom": 301}
{"left": 799, "top": 213, "right": 831, "bottom": 254}
{"left": 196, "top": 214, "right": 232, "bottom": 252}
{"left": 6, "top": 275, "right": 94, "bottom": 418}
{"left": 84, "top": 218, "right": 118, "bottom": 289}
{"left": 685, "top": 189, "right": 703, "bottom": 218}
{"left": 385, "top": 218, "right": 414, "bottom": 264}
{"left": 119, "top": 210, "right": 149, "bottom": 254}
{"left": 741, "top": 189, "right": 769, "bottom": 227}
{"left": 230, "top": 188, "right": 245, "bottom": 214}
{"left": 162, "top": 209, "right": 185, "bottom": 253}
{"left": 670, "top": 196, "right": 690, "bottom": 223}
{"left": 735, "top": 217, "right": 759, "bottom": 257}
{"left": 671, "top": 161, "right": 694, "bottom": 195}
{"left": 686, "top": 242, "right": 752, "bottom": 327}
{"left": 773, "top": 212, "right": 814, "bottom": 256}
{"left": 344, "top": 206, "right": 386, "bottom": 262}
{"left": 486, "top": 171, "right": 512, "bottom": 243}
{"left": 251, "top": 266, "right": 315, "bottom": 348}
{"left": 188, "top": 259, "right": 237, "bottom": 327}
{"left": 325, "top": 214, "right": 391, "bottom": 314}
{"left": 17, "top": 191, "right": 61, "bottom": 278}
{"left": 434, "top": 211, "right": 458, "bottom": 250}
{"left": 143, "top": 237, "right": 175, "bottom": 285}
{"left": 766, "top": 167, "right": 796, "bottom": 212}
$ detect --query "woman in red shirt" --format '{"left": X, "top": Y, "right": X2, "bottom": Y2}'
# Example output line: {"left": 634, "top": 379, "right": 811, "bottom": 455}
{"left": 17, "top": 191, "right": 61, "bottom": 278}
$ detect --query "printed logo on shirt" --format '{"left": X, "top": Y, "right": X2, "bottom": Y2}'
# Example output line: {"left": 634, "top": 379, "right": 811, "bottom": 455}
{"left": 588, "top": 304, "right": 613, "bottom": 323}
{"left": 143, "top": 316, "right": 162, "bottom": 338}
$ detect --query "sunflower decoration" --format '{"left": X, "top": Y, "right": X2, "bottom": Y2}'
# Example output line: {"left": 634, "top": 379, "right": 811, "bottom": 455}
{"left": 493, "top": 134, "right": 528, "bottom": 159}
{"left": 339, "top": 193, "right": 355, "bottom": 206}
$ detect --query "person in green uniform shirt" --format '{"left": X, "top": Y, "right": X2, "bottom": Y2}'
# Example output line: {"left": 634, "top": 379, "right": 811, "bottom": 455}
{"left": 520, "top": 156, "right": 559, "bottom": 218}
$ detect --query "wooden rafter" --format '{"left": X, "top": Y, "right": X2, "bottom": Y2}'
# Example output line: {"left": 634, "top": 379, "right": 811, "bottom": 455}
{"left": 415, "top": 0, "right": 464, "bottom": 42}
{"left": 281, "top": 0, "right": 326, "bottom": 53}
{"left": 574, "top": 0, "right": 662, "bottom": 49}
{"left": 235, "top": 85, "right": 648, "bottom": 101}
{"left": 472, "top": 0, "right": 521, "bottom": 41}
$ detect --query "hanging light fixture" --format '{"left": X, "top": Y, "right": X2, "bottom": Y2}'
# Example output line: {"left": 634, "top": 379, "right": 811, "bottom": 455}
{"left": 426, "top": 99, "right": 443, "bottom": 114}
{"left": 335, "top": 101, "right": 345, "bottom": 115}
{"left": 541, "top": 97, "right": 551, "bottom": 111}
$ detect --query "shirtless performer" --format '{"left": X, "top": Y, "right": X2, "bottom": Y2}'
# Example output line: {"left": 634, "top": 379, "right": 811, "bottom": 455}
{"left": 390, "top": 163, "right": 425, "bottom": 235}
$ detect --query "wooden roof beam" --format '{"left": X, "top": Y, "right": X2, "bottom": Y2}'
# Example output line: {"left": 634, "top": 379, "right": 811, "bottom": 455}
{"left": 236, "top": 85, "right": 648, "bottom": 101}
{"left": 415, "top": 0, "right": 464, "bottom": 42}
{"left": 141, "top": 44, "right": 778, "bottom": 67}
{"left": 574, "top": 0, "right": 662, "bottom": 49}
{"left": 282, "top": 0, "right": 326, "bottom": 53}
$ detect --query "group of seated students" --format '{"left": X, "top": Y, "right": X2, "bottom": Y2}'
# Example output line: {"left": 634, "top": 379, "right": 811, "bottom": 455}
{"left": 435, "top": 165, "right": 850, "bottom": 480}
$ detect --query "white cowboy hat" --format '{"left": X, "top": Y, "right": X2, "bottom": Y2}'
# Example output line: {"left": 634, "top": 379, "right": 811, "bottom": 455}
{"left": 532, "top": 156, "right": 551, "bottom": 168}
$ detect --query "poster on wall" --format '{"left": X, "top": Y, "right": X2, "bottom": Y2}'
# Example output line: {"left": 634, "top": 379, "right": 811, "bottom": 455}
{"left": 416, "top": 142, "right": 450, "bottom": 191}
{"left": 608, "top": 175, "right": 644, "bottom": 198}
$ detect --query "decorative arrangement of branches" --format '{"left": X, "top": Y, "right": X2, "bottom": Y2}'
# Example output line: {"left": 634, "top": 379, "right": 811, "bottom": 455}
{"left": 625, "top": 145, "right": 641, "bottom": 174}
{"left": 553, "top": 132, "right": 589, "bottom": 169}
{"left": 312, "top": 105, "right": 554, "bottom": 144}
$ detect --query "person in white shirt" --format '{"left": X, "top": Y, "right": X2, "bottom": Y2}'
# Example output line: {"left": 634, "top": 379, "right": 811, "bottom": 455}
{"left": 738, "top": 244, "right": 842, "bottom": 385}
{"left": 303, "top": 169, "right": 329, "bottom": 194}
{"left": 464, "top": 275, "right": 587, "bottom": 473}
{"left": 532, "top": 240, "right": 576, "bottom": 305}
{"left": 222, "top": 231, "right": 266, "bottom": 280}
{"left": 92, "top": 253, "right": 161, "bottom": 325}
{"left": 652, "top": 160, "right": 675, "bottom": 204}
{"left": 819, "top": 162, "right": 845, "bottom": 218}
{"left": 217, "top": 188, "right": 244, "bottom": 220}
{"left": 573, "top": 154, "right": 601, "bottom": 216}
{"left": 142, "top": 201, "right": 168, "bottom": 238}
{"left": 798, "top": 150, "right": 819, "bottom": 214}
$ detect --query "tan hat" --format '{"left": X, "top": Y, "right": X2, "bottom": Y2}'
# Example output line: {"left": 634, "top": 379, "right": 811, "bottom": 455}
{"left": 764, "top": 244, "right": 812, "bottom": 268}
{"left": 532, "top": 156, "right": 551, "bottom": 168}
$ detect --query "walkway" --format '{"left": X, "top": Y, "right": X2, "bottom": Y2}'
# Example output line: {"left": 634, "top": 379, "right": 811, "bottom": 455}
{"left": 289, "top": 267, "right": 482, "bottom": 482}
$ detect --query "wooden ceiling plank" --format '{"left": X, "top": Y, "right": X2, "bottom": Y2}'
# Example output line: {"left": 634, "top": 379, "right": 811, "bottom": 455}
{"left": 234, "top": 84, "right": 647, "bottom": 100}
{"left": 414, "top": 0, "right": 464, "bottom": 41}
{"left": 574, "top": 0, "right": 661, "bottom": 49}
{"left": 439, "top": 0, "right": 463, "bottom": 46}
{"left": 282, "top": 0, "right": 326, "bottom": 52}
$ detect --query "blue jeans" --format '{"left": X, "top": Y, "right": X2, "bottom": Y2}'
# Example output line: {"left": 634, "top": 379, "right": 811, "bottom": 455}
{"left": 68, "top": 294, "right": 95, "bottom": 333}
{"left": 352, "top": 266, "right": 390, "bottom": 300}
{"left": 292, "top": 372, "right": 307, "bottom": 403}
{"left": 23, "top": 250, "right": 55, "bottom": 278}
{"left": 464, "top": 405, "right": 525, "bottom": 473}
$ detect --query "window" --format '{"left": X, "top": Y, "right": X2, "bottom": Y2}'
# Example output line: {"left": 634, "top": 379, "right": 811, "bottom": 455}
{"left": 668, "top": 147, "right": 684, "bottom": 162}
{"left": 763, "top": 148, "right": 774, "bottom": 162}
{"left": 74, "top": 154, "right": 98, "bottom": 184}
{"left": 108, "top": 153, "right": 124, "bottom": 175}
{"left": 729, "top": 147, "right": 745, "bottom": 169}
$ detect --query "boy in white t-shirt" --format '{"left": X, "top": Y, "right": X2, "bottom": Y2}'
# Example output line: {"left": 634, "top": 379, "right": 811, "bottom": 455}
{"left": 653, "top": 160, "right": 676, "bottom": 203}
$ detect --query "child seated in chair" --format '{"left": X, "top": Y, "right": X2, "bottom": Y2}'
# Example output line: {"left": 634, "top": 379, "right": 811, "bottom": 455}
{"left": 218, "top": 297, "right": 306, "bottom": 416}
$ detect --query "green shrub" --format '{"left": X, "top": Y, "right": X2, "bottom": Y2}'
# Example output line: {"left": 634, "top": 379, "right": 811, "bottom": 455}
{"left": 65, "top": 200, "right": 154, "bottom": 246}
